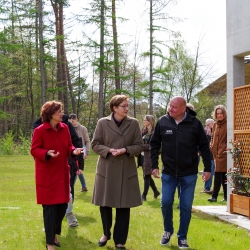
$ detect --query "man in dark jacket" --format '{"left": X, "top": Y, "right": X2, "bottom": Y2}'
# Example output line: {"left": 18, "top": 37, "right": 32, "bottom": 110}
{"left": 33, "top": 115, "right": 84, "bottom": 227}
{"left": 150, "top": 96, "right": 211, "bottom": 249}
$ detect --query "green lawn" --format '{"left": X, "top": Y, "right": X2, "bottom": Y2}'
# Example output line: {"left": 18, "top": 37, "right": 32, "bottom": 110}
{"left": 0, "top": 155, "right": 249, "bottom": 250}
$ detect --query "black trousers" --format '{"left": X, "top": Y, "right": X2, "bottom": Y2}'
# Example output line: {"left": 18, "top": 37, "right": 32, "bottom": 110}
{"left": 100, "top": 206, "right": 130, "bottom": 245}
{"left": 212, "top": 172, "right": 227, "bottom": 199}
{"left": 142, "top": 174, "right": 158, "bottom": 196}
{"left": 70, "top": 172, "right": 77, "bottom": 202}
{"left": 42, "top": 203, "right": 68, "bottom": 244}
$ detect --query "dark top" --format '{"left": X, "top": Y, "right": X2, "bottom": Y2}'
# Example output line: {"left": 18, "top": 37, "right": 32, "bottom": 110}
{"left": 150, "top": 108, "right": 211, "bottom": 177}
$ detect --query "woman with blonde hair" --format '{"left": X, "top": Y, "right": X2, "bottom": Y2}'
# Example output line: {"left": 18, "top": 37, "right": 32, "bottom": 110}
{"left": 208, "top": 105, "right": 227, "bottom": 202}
{"left": 141, "top": 115, "right": 160, "bottom": 201}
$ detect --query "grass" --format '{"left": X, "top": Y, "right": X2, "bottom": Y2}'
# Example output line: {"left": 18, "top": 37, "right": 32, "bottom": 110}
{"left": 0, "top": 154, "right": 250, "bottom": 250}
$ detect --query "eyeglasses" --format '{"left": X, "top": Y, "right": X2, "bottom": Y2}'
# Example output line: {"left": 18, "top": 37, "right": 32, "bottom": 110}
{"left": 56, "top": 110, "right": 64, "bottom": 114}
{"left": 118, "top": 105, "right": 129, "bottom": 109}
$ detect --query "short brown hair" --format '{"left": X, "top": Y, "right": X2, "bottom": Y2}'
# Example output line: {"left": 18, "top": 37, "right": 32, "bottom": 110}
{"left": 40, "top": 100, "right": 63, "bottom": 122}
{"left": 109, "top": 95, "right": 129, "bottom": 112}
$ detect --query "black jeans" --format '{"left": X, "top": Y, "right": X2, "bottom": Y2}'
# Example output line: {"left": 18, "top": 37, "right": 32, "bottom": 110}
{"left": 42, "top": 203, "right": 68, "bottom": 244}
{"left": 142, "top": 174, "right": 158, "bottom": 196}
{"left": 100, "top": 206, "right": 130, "bottom": 245}
{"left": 212, "top": 172, "right": 227, "bottom": 199}
{"left": 70, "top": 171, "right": 77, "bottom": 202}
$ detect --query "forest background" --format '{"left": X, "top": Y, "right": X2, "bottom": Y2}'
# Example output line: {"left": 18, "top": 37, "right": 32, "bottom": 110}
{"left": 0, "top": 0, "right": 226, "bottom": 153}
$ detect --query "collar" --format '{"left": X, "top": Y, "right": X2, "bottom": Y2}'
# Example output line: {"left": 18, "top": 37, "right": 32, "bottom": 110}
{"left": 112, "top": 113, "right": 124, "bottom": 127}
{"left": 174, "top": 112, "right": 187, "bottom": 125}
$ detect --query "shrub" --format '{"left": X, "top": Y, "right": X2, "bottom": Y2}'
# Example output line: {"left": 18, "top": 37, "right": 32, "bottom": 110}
{"left": 17, "top": 130, "right": 31, "bottom": 155}
{"left": 0, "top": 130, "right": 15, "bottom": 155}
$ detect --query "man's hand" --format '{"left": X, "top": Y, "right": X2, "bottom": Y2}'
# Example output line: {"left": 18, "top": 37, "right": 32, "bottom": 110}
{"left": 73, "top": 148, "right": 84, "bottom": 155}
{"left": 76, "top": 169, "right": 82, "bottom": 175}
{"left": 152, "top": 169, "right": 160, "bottom": 178}
{"left": 202, "top": 172, "right": 211, "bottom": 182}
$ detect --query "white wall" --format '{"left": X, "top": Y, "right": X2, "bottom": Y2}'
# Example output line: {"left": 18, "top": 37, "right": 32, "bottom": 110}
{"left": 226, "top": 0, "right": 250, "bottom": 211}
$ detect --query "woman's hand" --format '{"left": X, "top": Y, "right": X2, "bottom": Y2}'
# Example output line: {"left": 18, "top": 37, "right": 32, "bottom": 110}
{"left": 47, "top": 150, "right": 60, "bottom": 158}
{"left": 109, "top": 148, "right": 127, "bottom": 157}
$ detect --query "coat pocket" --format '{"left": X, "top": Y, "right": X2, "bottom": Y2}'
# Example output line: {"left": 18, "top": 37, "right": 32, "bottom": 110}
{"left": 36, "top": 166, "right": 50, "bottom": 188}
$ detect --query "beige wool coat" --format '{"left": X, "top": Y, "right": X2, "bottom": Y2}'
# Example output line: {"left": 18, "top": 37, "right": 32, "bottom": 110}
{"left": 210, "top": 118, "right": 227, "bottom": 172}
{"left": 91, "top": 114, "right": 143, "bottom": 208}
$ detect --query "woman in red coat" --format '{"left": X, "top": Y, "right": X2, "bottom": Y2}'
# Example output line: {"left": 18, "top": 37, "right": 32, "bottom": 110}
{"left": 31, "top": 100, "right": 83, "bottom": 250}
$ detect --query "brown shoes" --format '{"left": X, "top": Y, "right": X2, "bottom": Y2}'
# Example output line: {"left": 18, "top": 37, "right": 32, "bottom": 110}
{"left": 200, "top": 189, "right": 212, "bottom": 194}
{"left": 80, "top": 187, "right": 88, "bottom": 192}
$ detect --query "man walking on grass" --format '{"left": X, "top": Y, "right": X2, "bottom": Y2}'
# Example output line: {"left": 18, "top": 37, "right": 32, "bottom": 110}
{"left": 69, "top": 114, "right": 90, "bottom": 192}
{"left": 150, "top": 96, "right": 211, "bottom": 249}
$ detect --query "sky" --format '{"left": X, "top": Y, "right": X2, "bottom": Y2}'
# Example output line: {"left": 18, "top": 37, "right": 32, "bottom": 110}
{"left": 66, "top": 0, "right": 227, "bottom": 83}
{"left": 169, "top": 0, "right": 227, "bottom": 80}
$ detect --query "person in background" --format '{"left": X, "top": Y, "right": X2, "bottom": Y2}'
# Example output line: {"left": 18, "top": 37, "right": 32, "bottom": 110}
{"left": 208, "top": 105, "right": 227, "bottom": 202}
{"left": 91, "top": 95, "right": 143, "bottom": 249}
{"left": 141, "top": 115, "right": 160, "bottom": 202}
{"left": 150, "top": 96, "right": 211, "bottom": 249}
{"left": 69, "top": 114, "right": 90, "bottom": 192}
{"left": 201, "top": 118, "right": 215, "bottom": 194}
{"left": 30, "top": 100, "right": 83, "bottom": 250}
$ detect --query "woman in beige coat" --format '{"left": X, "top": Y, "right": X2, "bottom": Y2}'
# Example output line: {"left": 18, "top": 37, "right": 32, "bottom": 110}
{"left": 208, "top": 105, "right": 227, "bottom": 202}
{"left": 91, "top": 95, "right": 143, "bottom": 249}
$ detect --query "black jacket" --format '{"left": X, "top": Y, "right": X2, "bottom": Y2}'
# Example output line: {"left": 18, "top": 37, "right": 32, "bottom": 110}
{"left": 32, "top": 115, "right": 84, "bottom": 172}
{"left": 150, "top": 108, "right": 211, "bottom": 177}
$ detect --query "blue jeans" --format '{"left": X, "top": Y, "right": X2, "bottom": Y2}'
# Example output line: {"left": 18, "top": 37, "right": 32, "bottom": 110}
{"left": 74, "top": 172, "right": 87, "bottom": 188}
{"left": 66, "top": 191, "right": 73, "bottom": 214}
{"left": 161, "top": 173, "right": 197, "bottom": 240}
{"left": 204, "top": 160, "right": 215, "bottom": 191}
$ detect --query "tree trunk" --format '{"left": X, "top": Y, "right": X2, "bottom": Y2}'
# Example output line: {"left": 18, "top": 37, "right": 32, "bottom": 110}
{"left": 98, "top": 0, "right": 105, "bottom": 119}
{"left": 149, "top": 0, "right": 153, "bottom": 115}
{"left": 38, "top": 0, "right": 47, "bottom": 105}
{"left": 50, "top": 0, "right": 68, "bottom": 111}
{"left": 66, "top": 59, "right": 76, "bottom": 113}
{"left": 111, "top": 0, "right": 120, "bottom": 93}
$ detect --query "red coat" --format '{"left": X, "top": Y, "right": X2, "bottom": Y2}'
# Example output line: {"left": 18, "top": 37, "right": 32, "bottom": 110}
{"left": 31, "top": 122, "right": 75, "bottom": 205}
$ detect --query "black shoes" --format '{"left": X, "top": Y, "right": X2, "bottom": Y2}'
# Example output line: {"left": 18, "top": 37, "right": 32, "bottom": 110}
{"left": 98, "top": 235, "right": 109, "bottom": 247}
{"left": 54, "top": 241, "right": 61, "bottom": 247}
{"left": 142, "top": 191, "right": 160, "bottom": 201}
{"left": 208, "top": 197, "right": 217, "bottom": 202}
{"left": 46, "top": 243, "right": 60, "bottom": 249}
{"left": 160, "top": 231, "right": 173, "bottom": 246}
{"left": 98, "top": 239, "right": 108, "bottom": 247}
{"left": 154, "top": 190, "right": 161, "bottom": 199}
{"left": 178, "top": 239, "right": 189, "bottom": 249}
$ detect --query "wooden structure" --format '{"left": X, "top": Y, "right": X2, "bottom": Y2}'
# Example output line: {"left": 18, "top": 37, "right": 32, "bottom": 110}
{"left": 234, "top": 85, "right": 250, "bottom": 177}
{"left": 230, "top": 85, "right": 250, "bottom": 216}
{"left": 230, "top": 194, "right": 250, "bottom": 218}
